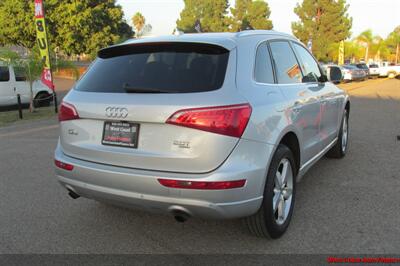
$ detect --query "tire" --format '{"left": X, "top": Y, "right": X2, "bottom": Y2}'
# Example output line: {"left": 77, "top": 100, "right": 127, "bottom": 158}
{"left": 388, "top": 72, "right": 396, "bottom": 79}
{"left": 326, "top": 109, "right": 349, "bottom": 158}
{"left": 34, "top": 92, "right": 51, "bottom": 108}
{"left": 244, "top": 144, "right": 296, "bottom": 239}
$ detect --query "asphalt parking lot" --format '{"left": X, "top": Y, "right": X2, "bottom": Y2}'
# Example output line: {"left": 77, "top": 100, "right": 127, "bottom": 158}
{"left": 0, "top": 78, "right": 399, "bottom": 254}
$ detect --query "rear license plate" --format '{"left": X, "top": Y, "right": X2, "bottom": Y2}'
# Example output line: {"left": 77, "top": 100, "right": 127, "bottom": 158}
{"left": 102, "top": 121, "right": 139, "bottom": 148}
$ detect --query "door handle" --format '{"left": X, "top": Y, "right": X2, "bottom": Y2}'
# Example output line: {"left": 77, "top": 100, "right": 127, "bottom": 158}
{"left": 13, "top": 87, "right": 16, "bottom": 92}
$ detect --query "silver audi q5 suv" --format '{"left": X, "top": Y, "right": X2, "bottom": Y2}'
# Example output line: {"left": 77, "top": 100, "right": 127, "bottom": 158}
{"left": 55, "top": 31, "right": 349, "bottom": 238}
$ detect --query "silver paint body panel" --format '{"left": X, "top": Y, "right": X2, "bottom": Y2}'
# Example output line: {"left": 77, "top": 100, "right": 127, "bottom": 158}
{"left": 55, "top": 30, "right": 349, "bottom": 219}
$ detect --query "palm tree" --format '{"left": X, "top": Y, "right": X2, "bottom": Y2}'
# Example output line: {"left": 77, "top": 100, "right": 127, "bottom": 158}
{"left": 132, "top": 12, "right": 146, "bottom": 37}
{"left": 371, "top": 36, "right": 389, "bottom": 62}
{"left": 356, "top": 30, "right": 373, "bottom": 62}
{"left": 386, "top": 26, "right": 400, "bottom": 64}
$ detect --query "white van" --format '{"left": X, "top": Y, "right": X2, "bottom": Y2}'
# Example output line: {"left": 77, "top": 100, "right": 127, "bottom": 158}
{"left": 0, "top": 64, "right": 53, "bottom": 107}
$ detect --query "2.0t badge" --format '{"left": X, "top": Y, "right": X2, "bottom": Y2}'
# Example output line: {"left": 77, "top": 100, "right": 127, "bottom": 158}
{"left": 105, "top": 107, "right": 129, "bottom": 118}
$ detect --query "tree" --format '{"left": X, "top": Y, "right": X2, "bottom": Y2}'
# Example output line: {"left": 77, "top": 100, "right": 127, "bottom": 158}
{"left": 132, "top": 12, "right": 152, "bottom": 37}
{"left": 344, "top": 41, "right": 364, "bottom": 63}
{"left": 0, "top": 0, "right": 133, "bottom": 58}
{"left": 176, "top": 0, "right": 229, "bottom": 33}
{"left": 370, "top": 36, "right": 389, "bottom": 62}
{"left": 230, "top": 0, "right": 273, "bottom": 31}
{"left": 132, "top": 12, "right": 145, "bottom": 36}
{"left": 355, "top": 30, "right": 373, "bottom": 62}
{"left": 0, "top": 1, "right": 36, "bottom": 48}
{"left": 292, "top": 0, "right": 352, "bottom": 62}
{"left": 50, "top": 0, "right": 133, "bottom": 58}
{"left": 141, "top": 24, "right": 153, "bottom": 36}
{"left": 386, "top": 26, "right": 400, "bottom": 64}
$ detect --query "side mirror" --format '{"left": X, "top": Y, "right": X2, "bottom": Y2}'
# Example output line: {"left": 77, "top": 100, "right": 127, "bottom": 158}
{"left": 327, "top": 66, "right": 343, "bottom": 84}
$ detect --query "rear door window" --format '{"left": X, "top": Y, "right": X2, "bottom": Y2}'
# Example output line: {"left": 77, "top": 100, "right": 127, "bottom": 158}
{"left": 254, "top": 42, "right": 274, "bottom": 83}
{"left": 0, "top": 66, "right": 10, "bottom": 82}
{"left": 75, "top": 42, "right": 230, "bottom": 93}
{"left": 269, "top": 41, "right": 302, "bottom": 84}
{"left": 14, "top": 67, "right": 27, "bottom": 81}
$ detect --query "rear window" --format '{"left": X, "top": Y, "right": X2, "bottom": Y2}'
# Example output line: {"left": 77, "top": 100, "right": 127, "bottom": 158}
{"left": 369, "top": 64, "right": 378, "bottom": 68}
{"left": 14, "top": 66, "right": 27, "bottom": 81}
{"left": 356, "top": 64, "right": 368, "bottom": 69}
{"left": 75, "top": 42, "right": 229, "bottom": 93}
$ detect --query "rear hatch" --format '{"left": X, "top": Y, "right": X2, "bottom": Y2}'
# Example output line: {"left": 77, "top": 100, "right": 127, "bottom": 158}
{"left": 59, "top": 41, "right": 250, "bottom": 173}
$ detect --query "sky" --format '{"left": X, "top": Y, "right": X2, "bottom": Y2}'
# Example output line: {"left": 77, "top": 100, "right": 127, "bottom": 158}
{"left": 118, "top": 0, "right": 400, "bottom": 38}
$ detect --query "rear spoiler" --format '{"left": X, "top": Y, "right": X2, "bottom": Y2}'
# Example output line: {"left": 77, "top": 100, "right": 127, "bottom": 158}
{"left": 98, "top": 42, "right": 229, "bottom": 59}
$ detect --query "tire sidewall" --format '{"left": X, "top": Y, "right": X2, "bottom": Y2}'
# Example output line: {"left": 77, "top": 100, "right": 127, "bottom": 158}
{"left": 337, "top": 109, "right": 349, "bottom": 156}
{"left": 262, "top": 144, "right": 297, "bottom": 238}
{"left": 34, "top": 92, "right": 51, "bottom": 107}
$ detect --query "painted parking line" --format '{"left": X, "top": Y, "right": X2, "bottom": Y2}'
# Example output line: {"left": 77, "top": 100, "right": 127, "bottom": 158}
{"left": 0, "top": 124, "right": 59, "bottom": 138}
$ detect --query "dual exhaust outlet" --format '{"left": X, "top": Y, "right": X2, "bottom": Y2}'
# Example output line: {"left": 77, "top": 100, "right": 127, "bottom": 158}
{"left": 66, "top": 189, "right": 190, "bottom": 222}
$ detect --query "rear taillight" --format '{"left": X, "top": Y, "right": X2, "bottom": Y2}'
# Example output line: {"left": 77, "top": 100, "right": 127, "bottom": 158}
{"left": 59, "top": 101, "right": 79, "bottom": 122}
{"left": 166, "top": 103, "right": 252, "bottom": 138}
{"left": 158, "top": 179, "right": 246, "bottom": 190}
{"left": 54, "top": 159, "right": 74, "bottom": 171}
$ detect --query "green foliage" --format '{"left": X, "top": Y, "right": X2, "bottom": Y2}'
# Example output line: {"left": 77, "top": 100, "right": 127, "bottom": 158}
{"left": 356, "top": 30, "right": 373, "bottom": 45}
{"left": 132, "top": 12, "right": 145, "bottom": 36}
{"left": 176, "top": 0, "right": 229, "bottom": 32}
{"left": 0, "top": 48, "right": 21, "bottom": 65}
{"left": 355, "top": 30, "right": 391, "bottom": 61}
{"left": 230, "top": 0, "right": 273, "bottom": 31}
{"left": 370, "top": 36, "right": 389, "bottom": 61}
{"left": 0, "top": 0, "right": 36, "bottom": 48}
{"left": 0, "top": 0, "right": 133, "bottom": 58}
{"left": 177, "top": 0, "right": 272, "bottom": 33}
{"left": 386, "top": 26, "right": 400, "bottom": 63}
{"left": 344, "top": 41, "right": 364, "bottom": 62}
{"left": 292, "top": 0, "right": 352, "bottom": 62}
{"left": 132, "top": 12, "right": 152, "bottom": 37}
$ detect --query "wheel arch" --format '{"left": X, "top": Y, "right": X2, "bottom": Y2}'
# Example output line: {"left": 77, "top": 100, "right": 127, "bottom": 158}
{"left": 34, "top": 90, "right": 51, "bottom": 99}
{"left": 277, "top": 131, "right": 301, "bottom": 176}
{"left": 345, "top": 100, "right": 350, "bottom": 115}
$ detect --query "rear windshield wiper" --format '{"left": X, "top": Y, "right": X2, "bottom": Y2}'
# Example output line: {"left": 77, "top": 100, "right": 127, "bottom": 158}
{"left": 123, "top": 83, "right": 177, "bottom": 93}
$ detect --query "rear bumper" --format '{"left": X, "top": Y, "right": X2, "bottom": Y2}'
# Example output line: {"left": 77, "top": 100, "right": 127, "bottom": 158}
{"left": 54, "top": 139, "right": 274, "bottom": 219}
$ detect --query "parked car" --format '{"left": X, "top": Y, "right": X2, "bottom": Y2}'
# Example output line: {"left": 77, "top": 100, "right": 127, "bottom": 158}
{"left": 355, "top": 63, "right": 370, "bottom": 78}
{"left": 368, "top": 64, "right": 380, "bottom": 78}
{"left": 379, "top": 63, "right": 400, "bottom": 78}
{"left": 342, "top": 64, "right": 367, "bottom": 82}
{"left": 54, "top": 31, "right": 350, "bottom": 238}
{"left": 321, "top": 64, "right": 344, "bottom": 84}
{"left": 0, "top": 64, "right": 53, "bottom": 107}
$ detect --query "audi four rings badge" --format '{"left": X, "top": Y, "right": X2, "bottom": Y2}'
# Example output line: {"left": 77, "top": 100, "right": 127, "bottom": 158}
{"left": 105, "top": 107, "right": 129, "bottom": 118}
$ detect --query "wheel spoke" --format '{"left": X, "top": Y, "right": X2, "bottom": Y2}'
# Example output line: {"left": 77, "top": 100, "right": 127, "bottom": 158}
{"left": 280, "top": 160, "right": 289, "bottom": 186}
{"left": 273, "top": 158, "right": 294, "bottom": 225}
{"left": 275, "top": 172, "right": 282, "bottom": 188}
{"left": 277, "top": 195, "right": 285, "bottom": 220}
{"left": 273, "top": 192, "right": 281, "bottom": 212}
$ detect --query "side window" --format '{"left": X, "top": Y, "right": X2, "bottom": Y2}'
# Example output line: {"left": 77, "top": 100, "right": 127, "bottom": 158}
{"left": 0, "top": 66, "right": 10, "bottom": 82}
{"left": 14, "top": 67, "right": 27, "bottom": 82}
{"left": 254, "top": 43, "right": 274, "bottom": 83}
{"left": 269, "top": 41, "right": 302, "bottom": 84}
{"left": 293, "top": 43, "right": 322, "bottom": 83}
